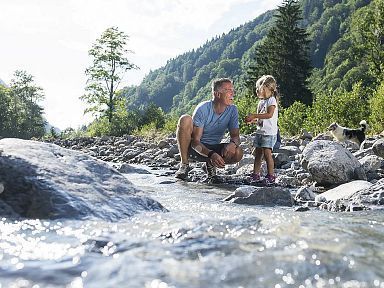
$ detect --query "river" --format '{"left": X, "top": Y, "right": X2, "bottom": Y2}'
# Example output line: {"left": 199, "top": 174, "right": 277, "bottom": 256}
{"left": 0, "top": 165, "right": 383, "bottom": 288}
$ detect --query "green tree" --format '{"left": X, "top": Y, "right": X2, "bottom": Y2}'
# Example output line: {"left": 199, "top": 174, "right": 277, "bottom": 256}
{"left": 139, "top": 103, "right": 166, "bottom": 129}
{"left": 351, "top": 0, "right": 384, "bottom": 83}
{"left": 0, "top": 85, "right": 12, "bottom": 136}
{"left": 247, "top": 0, "right": 312, "bottom": 107}
{"left": 279, "top": 101, "right": 309, "bottom": 136}
{"left": 304, "top": 82, "right": 370, "bottom": 135}
{"left": 81, "top": 27, "right": 138, "bottom": 123}
{"left": 9, "top": 70, "right": 46, "bottom": 139}
{"left": 369, "top": 80, "right": 384, "bottom": 133}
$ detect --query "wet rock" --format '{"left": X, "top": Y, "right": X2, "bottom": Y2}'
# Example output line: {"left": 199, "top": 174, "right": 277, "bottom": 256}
{"left": 115, "top": 163, "right": 151, "bottom": 174}
{"left": 295, "top": 206, "right": 310, "bottom": 212}
{"left": 0, "top": 138, "right": 166, "bottom": 220}
{"left": 225, "top": 186, "right": 293, "bottom": 207}
{"left": 44, "top": 134, "right": 384, "bottom": 212}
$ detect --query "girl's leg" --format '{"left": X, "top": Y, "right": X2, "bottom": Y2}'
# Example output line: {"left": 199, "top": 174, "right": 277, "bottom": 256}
{"left": 263, "top": 148, "right": 274, "bottom": 175}
{"left": 253, "top": 148, "right": 263, "bottom": 174}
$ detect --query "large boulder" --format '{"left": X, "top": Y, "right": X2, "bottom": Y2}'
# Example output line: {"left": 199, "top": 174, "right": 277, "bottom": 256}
{"left": 301, "top": 140, "right": 366, "bottom": 186}
{"left": 0, "top": 138, "right": 166, "bottom": 220}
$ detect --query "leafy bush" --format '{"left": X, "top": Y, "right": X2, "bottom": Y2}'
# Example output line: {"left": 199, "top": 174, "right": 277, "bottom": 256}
{"left": 236, "top": 92, "right": 258, "bottom": 134}
{"left": 304, "top": 82, "right": 370, "bottom": 135}
{"left": 279, "top": 101, "right": 309, "bottom": 136}
{"left": 369, "top": 81, "right": 384, "bottom": 133}
{"left": 162, "top": 114, "right": 179, "bottom": 135}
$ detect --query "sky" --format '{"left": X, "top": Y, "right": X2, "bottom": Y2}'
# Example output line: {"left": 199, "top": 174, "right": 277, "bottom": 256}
{"left": 0, "top": 0, "right": 281, "bottom": 130}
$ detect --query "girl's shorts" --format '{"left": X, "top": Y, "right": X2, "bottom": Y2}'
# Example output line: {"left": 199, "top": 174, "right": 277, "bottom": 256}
{"left": 253, "top": 134, "right": 277, "bottom": 149}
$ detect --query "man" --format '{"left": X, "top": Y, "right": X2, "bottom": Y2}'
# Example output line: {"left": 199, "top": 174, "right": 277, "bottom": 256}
{"left": 175, "top": 78, "right": 243, "bottom": 181}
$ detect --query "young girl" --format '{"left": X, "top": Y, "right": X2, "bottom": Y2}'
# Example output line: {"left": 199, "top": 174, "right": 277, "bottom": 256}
{"left": 245, "top": 75, "right": 279, "bottom": 184}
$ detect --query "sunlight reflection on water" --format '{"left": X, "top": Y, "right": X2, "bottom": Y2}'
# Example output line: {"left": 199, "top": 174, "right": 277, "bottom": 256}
{"left": 0, "top": 167, "right": 384, "bottom": 287}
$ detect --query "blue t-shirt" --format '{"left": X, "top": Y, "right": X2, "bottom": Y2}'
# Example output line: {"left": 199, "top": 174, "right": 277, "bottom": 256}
{"left": 192, "top": 100, "right": 239, "bottom": 145}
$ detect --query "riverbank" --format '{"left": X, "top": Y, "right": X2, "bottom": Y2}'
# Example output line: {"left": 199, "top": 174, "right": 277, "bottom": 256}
{"left": 44, "top": 132, "right": 384, "bottom": 212}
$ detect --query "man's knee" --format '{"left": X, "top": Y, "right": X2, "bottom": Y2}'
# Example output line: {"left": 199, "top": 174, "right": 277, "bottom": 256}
{"left": 233, "top": 148, "right": 244, "bottom": 163}
{"left": 224, "top": 147, "right": 243, "bottom": 164}
{"left": 177, "top": 114, "right": 193, "bottom": 132}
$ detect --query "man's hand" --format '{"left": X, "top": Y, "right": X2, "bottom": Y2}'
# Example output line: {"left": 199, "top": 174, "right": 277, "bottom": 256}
{"left": 222, "top": 142, "right": 236, "bottom": 160}
{"left": 210, "top": 152, "right": 225, "bottom": 168}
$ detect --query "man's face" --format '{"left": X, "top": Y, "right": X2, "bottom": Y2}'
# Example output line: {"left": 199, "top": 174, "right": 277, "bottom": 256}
{"left": 217, "top": 82, "right": 235, "bottom": 106}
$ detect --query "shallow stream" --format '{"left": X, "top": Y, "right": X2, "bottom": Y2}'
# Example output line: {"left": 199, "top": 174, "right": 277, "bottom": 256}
{"left": 1, "top": 165, "right": 383, "bottom": 288}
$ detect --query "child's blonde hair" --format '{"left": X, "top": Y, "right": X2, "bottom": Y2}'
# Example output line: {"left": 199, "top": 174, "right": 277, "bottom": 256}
{"left": 255, "top": 75, "right": 279, "bottom": 101}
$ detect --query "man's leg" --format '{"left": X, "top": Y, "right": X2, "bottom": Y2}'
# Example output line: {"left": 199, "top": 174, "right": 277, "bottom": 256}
{"left": 176, "top": 114, "right": 193, "bottom": 164}
{"left": 222, "top": 145, "right": 243, "bottom": 164}
{"left": 175, "top": 115, "right": 193, "bottom": 179}
{"left": 204, "top": 144, "right": 243, "bottom": 181}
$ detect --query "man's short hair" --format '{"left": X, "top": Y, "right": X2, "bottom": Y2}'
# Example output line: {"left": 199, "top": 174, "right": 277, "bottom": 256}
{"left": 212, "top": 78, "right": 232, "bottom": 92}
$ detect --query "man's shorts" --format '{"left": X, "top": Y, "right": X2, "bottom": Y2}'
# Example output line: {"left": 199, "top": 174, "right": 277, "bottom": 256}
{"left": 253, "top": 134, "right": 277, "bottom": 149}
{"left": 188, "top": 143, "right": 226, "bottom": 162}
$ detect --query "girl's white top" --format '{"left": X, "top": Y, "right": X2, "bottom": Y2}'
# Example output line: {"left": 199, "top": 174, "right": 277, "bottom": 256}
{"left": 256, "top": 96, "right": 278, "bottom": 135}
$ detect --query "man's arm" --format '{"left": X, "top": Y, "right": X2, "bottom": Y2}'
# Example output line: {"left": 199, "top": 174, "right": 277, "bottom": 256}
{"left": 229, "top": 128, "right": 241, "bottom": 147}
{"left": 190, "top": 126, "right": 211, "bottom": 157}
{"left": 191, "top": 125, "right": 225, "bottom": 168}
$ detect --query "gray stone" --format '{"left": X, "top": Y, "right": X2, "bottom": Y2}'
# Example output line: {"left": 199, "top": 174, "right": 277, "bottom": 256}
{"left": 223, "top": 186, "right": 254, "bottom": 202}
{"left": 359, "top": 155, "right": 383, "bottom": 173}
{"left": 272, "top": 153, "right": 290, "bottom": 168}
{"left": 225, "top": 186, "right": 293, "bottom": 207}
{"left": 295, "top": 186, "right": 316, "bottom": 202}
{"left": 301, "top": 140, "right": 366, "bottom": 185}
{"left": 116, "top": 163, "right": 151, "bottom": 174}
{"left": 0, "top": 138, "right": 166, "bottom": 220}
{"left": 372, "top": 138, "right": 384, "bottom": 158}
{"left": 314, "top": 180, "right": 372, "bottom": 202}
{"left": 276, "top": 146, "right": 302, "bottom": 156}
{"left": 347, "top": 178, "right": 384, "bottom": 206}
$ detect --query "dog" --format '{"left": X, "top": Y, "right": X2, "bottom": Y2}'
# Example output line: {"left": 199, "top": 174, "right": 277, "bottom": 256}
{"left": 328, "top": 120, "right": 368, "bottom": 148}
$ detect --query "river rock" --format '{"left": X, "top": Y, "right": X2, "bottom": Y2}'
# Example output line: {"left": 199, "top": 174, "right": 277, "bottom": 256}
{"left": 347, "top": 178, "right": 384, "bottom": 206}
{"left": 301, "top": 140, "right": 366, "bottom": 186}
{"left": 277, "top": 145, "right": 302, "bottom": 156}
{"left": 0, "top": 138, "right": 166, "bottom": 220}
{"left": 295, "top": 186, "right": 316, "bottom": 202}
{"left": 224, "top": 186, "right": 293, "bottom": 206}
{"left": 358, "top": 155, "right": 383, "bottom": 173}
{"left": 315, "top": 180, "right": 372, "bottom": 202}
{"left": 372, "top": 138, "right": 384, "bottom": 158}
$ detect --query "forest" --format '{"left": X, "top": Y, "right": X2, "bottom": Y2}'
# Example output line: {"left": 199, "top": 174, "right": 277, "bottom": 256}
{"left": 119, "top": 0, "right": 383, "bottom": 137}
{"left": 0, "top": 0, "right": 383, "bottom": 139}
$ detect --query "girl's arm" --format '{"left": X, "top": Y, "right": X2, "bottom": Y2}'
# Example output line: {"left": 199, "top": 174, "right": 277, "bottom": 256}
{"left": 245, "top": 105, "right": 276, "bottom": 123}
{"left": 255, "top": 105, "right": 276, "bottom": 119}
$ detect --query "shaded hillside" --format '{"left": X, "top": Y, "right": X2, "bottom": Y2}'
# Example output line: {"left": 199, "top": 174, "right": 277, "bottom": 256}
{"left": 121, "top": 10, "right": 275, "bottom": 115}
{"left": 121, "top": 0, "right": 372, "bottom": 115}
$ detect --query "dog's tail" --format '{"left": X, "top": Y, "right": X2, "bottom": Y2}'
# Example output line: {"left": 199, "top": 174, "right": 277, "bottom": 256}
{"left": 359, "top": 120, "right": 368, "bottom": 132}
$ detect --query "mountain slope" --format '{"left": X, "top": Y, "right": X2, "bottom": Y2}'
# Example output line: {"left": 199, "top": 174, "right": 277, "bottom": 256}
{"left": 121, "top": 0, "right": 372, "bottom": 115}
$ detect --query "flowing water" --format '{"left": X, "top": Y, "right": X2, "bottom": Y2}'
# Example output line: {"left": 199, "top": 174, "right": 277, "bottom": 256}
{"left": 1, "top": 165, "right": 384, "bottom": 288}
